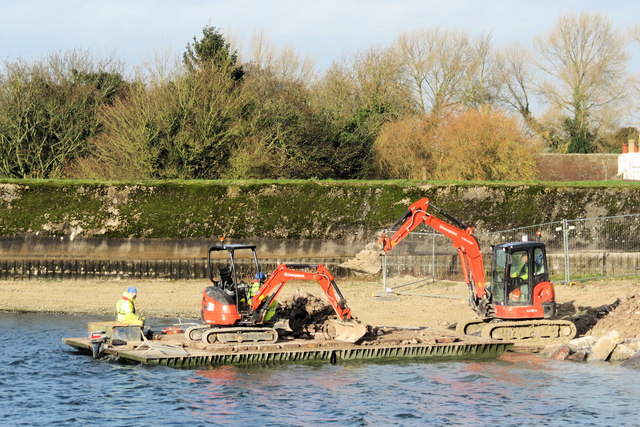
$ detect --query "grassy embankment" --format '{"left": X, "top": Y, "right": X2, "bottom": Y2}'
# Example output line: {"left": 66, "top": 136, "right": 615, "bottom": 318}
{"left": 2, "top": 178, "right": 639, "bottom": 241}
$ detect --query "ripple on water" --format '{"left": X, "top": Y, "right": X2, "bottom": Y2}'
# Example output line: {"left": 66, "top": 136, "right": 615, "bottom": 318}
{"left": 2, "top": 313, "right": 640, "bottom": 426}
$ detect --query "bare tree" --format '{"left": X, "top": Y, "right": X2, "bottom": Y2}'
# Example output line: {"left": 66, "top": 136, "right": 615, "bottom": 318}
{"left": 394, "top": 27, "right": 470, "bottom": 116}
{"left": 534, "top": 12, "right": 632, "bottom": 150}
{"left": 459, "top": 32, "right": 498, "bottom": 109}
{"left": 626, "top": 24, "right": 640, "bottom": 128}
{"left": 349, "top": 45, "right": 410, "bottom": 114}
{"left": 314, "top": 45, "right": 412, "bottom": 121}
{"left": 494, "top": 42, "right": 536, "bottom": 122}
{"left": 246, "top": 29, "right": 316, "bottom": 85}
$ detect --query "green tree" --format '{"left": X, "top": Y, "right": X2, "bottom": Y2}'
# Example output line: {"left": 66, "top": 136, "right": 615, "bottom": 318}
{"left": 70, "top": 27, "right": 251, "bottom": 180}
{"left": 0, "top": 53, "right": 126, "bottom": 178}
{"left": 183, "top": 25, "right": 244, "bottom": 80}
{"left": 311, "top": 46, "right": 414, "bottom": 178}
{"left": 564, "top": 116, "right": 592, "bottom": 153}
{"left": 225, "top": 66, "right": 333, "bottom": 179}
{"left": 330, "top": 106, "right": 382, "bottom": 178}
{"left": 71, "top": 63, "right": 249, "bottom": 180}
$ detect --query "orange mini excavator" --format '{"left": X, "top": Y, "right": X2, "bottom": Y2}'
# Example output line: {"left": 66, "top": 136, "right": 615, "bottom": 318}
{"left": 379, "top": 197, "right": 576, "bottom": 343}
{"left": 185, "top": 244, "right": 367, "bottom": 344}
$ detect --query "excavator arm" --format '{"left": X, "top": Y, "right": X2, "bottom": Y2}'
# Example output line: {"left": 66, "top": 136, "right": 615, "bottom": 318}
{"left": 250, "top": 263, "right": 353, "bottom": 320}
{"left": 378, "top": 197, "right": 489, "bottom": 305}
{"left": 250, "top": 263, "right": 366, "bottom": 342}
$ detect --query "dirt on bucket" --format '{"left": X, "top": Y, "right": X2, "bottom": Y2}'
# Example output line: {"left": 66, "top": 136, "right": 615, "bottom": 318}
{"left": 339, "top": 243, "right": 382, "bottom": 275}
{"left": 276, "top": 290, "right": 368, "bottom": 341}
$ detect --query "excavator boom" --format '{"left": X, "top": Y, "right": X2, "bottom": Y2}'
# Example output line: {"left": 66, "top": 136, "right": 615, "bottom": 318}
{"left": 251, "top": 263, "right": 352, "bottom": 320}
{"left": 250, "top": 263, "right": 366, "bottom": 343}
{"left": 379, "top": 197, "right": 488, "bottom": 304}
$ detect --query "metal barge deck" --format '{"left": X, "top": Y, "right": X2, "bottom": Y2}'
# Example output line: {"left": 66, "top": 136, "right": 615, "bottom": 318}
{"left": 63, "top": 324, "right": 512, "bottom": 368}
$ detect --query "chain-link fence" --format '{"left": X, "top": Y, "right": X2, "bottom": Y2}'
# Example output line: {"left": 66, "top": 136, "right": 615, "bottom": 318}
{"left": 383, "top": 214, "right": 640, "bottom": 289}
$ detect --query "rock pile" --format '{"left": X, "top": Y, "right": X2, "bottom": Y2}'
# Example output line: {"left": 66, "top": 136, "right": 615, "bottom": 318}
{"left": 276, "top": 290, "right": 341, "bottom": 340}
{"left": 541, "top": 293, "right": 640, "bottom": 367}
{"left": 541, "top": 332, "right": 640, "bottom": 367}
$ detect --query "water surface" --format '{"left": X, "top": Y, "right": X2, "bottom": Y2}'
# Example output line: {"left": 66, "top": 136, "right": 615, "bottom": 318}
{"left": 1, "top": 312, "right": 639, "bottom": 426}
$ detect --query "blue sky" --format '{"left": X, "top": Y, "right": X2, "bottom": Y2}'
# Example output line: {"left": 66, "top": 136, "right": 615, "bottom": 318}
{"left": 1, "top": 0, "right": 638, "bottom": 74}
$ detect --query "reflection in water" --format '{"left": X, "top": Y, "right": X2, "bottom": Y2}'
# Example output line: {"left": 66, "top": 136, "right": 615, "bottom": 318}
{"left": 189, "top": 367, "right": 243, "bottom": 417}
{"left": 2, "top": 313, "right": 640, "bottom": 426}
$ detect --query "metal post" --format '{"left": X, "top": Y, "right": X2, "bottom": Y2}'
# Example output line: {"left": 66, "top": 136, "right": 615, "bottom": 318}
{"left": 382, "top": 253, "right": 389, "bottom": 292}
{"left": 563, "top": 218, "right": 570, "bottom": 284}
{"left": 431, "top": 232, "right": 436, "bottom": 280}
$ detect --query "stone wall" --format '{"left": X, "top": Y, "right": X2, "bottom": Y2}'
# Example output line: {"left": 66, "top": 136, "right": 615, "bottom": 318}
{"left": 535, "top": 154, "right": 619, "bottom": 181}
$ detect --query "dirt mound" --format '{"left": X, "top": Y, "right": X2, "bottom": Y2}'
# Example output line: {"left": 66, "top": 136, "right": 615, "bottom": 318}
{"left": 589, "top": 294, "right": 640, "bottom": 339}
{"left": 559, "top": 300, "right": 620, "bottom": 337}
{"left": 558, "top": 292, "right": 640, "bottom": 339}
{"left": 339, "top": 243, "right": 382, "bottom": 274}
{"left": 276, "top": 290, "right": 340, "bottom": 339}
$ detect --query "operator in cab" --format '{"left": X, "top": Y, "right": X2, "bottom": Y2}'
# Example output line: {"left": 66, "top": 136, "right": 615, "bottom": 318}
{"left": 116, "top": 286, "right": 145, "bottom": 325}
{"left": 247, "top": 272, "right": 278, "bottom": 323}
{"left": 509, "top": 252, "right": 529, "bottom": 302}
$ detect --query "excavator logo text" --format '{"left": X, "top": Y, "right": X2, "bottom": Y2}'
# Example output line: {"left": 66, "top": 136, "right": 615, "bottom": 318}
{"left": 438, "top": 224, "right": 457, "bottom": 236}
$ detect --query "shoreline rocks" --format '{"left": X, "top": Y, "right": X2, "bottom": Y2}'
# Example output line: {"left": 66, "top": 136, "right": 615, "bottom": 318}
{"left": 541, "top": 332, "right": 640, "bottom": 366}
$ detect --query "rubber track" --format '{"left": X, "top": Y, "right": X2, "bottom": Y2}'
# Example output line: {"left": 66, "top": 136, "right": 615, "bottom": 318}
{"left": 204, "top": 327, "right": 278, "bottom": 344}
{"left": 480, "top": 320, "right": 577, "bottom": 343}
{"left": 185, "top": 325, "right": 278, "bottom": 344}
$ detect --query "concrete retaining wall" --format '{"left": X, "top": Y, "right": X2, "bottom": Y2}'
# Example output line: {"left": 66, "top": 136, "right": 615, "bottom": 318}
{"left": 3, "top": 252, "right": 638, "bottom": 281}
{"left": 0, "top": 235, "right": 358, "bottom": 260}
{"left": 2, "top": 180, "right": 640, "bottom": 280}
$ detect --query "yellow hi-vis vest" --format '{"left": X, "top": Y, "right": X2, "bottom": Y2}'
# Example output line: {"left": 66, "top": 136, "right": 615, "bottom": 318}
{"left": 247, "top": 280, "right": 277, "bottom": 322}
{"left": 116, "top": 292, "right": 144, "bottom": 325}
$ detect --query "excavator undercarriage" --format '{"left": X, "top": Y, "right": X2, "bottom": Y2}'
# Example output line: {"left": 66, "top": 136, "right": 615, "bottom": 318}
{"left": 185, "top": 325, "right": 279, "bottom": 344}
{"left": 456, "top": 319, "right": 577, "bottom": 344}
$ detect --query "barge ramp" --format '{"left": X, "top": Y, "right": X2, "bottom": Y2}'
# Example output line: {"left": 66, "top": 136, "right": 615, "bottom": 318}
{"left": 63, "top": 323, "right": 512, "bottom": 368}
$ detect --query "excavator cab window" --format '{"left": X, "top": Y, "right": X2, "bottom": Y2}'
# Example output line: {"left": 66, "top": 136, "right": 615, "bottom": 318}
{"left": 491, "top": 243, "right": 551, "bottom": 308}
{"left": 218, "top": 267, "right": 233, "bottom": 288}
{"left": 533, "top": 247, "right": 546, "bottom": 276}
{"left": 506, "top": 249, "right": 531, "bottom": 305}
{"left": 490, "top": 248, "right": 507, "bottom": 303}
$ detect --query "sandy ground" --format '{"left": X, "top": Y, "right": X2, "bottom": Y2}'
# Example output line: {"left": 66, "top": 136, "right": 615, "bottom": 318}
{"left": 2, "top": 275, "right": 640, "bottom": 339}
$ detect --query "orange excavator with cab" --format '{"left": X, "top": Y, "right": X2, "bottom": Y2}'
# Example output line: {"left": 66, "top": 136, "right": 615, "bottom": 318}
{"left": 378, "top": 197, "right": 576, "bottom": 343}
{"left": 185, "top": 243, "right": 367, "bottom": 344}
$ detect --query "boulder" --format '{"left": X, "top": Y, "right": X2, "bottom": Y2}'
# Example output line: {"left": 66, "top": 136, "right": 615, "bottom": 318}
{"left": 610, "top": 344, "right": 637, "bottom": 362}
{"left": 621, "top": 351, "right": 640, "bottom": 368}
{"left": 539, "top": 343, "right": 564, "bottom": 358}
{"left": 621, "top": 338, "right": 640, "bottom": 352}
{"left": 567, "top": 336, "right": 597, "bottom": 353}
{"left": 550, "top": 346, "right": 570, "bottom": 361}
{"left": 566, "top": 351, "right": 587, "bottom": 361}
{"left": 587, "top": 330, "right": 622, "bottom": 362}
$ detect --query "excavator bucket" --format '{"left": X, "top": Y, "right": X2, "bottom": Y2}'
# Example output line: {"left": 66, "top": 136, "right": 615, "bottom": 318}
{"left": 327, "top": 319, "right": 368, "bottom": 343}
